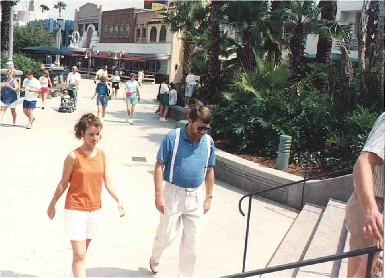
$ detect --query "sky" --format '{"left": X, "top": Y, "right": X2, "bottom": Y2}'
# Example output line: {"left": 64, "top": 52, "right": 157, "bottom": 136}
{"left": 15, "top": 0, "right": 145, "bottom": 20}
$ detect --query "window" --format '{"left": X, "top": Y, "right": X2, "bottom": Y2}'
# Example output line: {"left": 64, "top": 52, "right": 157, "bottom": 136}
{"left": 120, "top": 24, "right": 124, "bottom": 37}
{"left": 150, "top": 27, "right": 157, "bottom": 42}
{"left": 142, "top": 28, "right": 147, "bottom": 39}
{"left": 94, "top": 23, "right": 98, "bottom": 31}
{"left": 104, "top": 25, "right": 108, "bottom": 39}
{"left": 114, "top": 25, "right": 118, "bottom": 38}
{"left": 159, "top": 25, "right": 166, "bottom": 42}
{"left": 109, "top": 25, "right": 113, "bottom": 38}
{"left": 78, "top": 24, "right": 83, "bottom": 37}
{"left": 136, "top": 28, "right": 141, "bottom": 40}
{"left": 126, "top": 24, "right": 130, "bottom": 38}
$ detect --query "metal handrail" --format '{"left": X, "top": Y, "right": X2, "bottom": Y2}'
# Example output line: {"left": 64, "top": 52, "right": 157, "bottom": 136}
{"left": 239, "top": 167, "right": 353, "bottom": 273}
{"left": 238, "top": 167, "right": 353, "bottom": 216}
{"left": 223, "top": 246, "right": 382, "bottom": 278}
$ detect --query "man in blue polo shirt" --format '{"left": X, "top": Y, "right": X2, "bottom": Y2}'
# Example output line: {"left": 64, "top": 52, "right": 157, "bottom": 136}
{"left": 150, "top": 106, "right": 216, "bottom": 277}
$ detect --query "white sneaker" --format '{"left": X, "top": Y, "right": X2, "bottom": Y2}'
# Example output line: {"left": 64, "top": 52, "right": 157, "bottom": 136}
{"left": 149, "top": 257, "right": 159, "bottom": 274}
{"left": 129, "top": 119, "right": 133, "bottom": 124}
{"left": 161, "top": 118, "right": 168, "bottom": 122}
{"left": 159, "top": 117, "right": 163, "bottom": 121}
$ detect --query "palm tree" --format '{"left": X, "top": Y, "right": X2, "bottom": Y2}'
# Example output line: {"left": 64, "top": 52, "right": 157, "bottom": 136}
{"left": 357, "top": 0, "right": 371, "bottom": 73}
{"left": 315, "top": 0, "right": 337, "bottom": 63}
{"left": 162, "top": 0, "right": 209, "bottom": 82}
{"left": 280, "top": 0, "right": 321, "bottom": 81}
{"left": 40, "top": 4, "right": 50, "bottom": 13}
{"left": 53, "top": 1, "right": 67, "bottom": 18}
{"left": 204, "top": 0, "right": 225, "bottom": 100}
{"left": 1, "top": 0, "right": 20, "bottom": 53}
{"left": 224, "top": 1, "right": 270, "bottom": 70}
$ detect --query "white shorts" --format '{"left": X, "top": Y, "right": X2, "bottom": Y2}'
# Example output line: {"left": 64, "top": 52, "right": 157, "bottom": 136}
{"left": 65, "top": 209, "right": 100, "bottom": 241}
{"left": 0, "top": 100, "right": 17, "bottom": 108}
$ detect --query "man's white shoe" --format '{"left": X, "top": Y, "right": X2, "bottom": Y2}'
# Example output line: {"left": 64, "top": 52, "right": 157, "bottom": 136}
{"left": 129, "top": 119, "right": 133, "bottom": 124}
{"left": 149, "top": 258, "right": 159, "bottom": 274}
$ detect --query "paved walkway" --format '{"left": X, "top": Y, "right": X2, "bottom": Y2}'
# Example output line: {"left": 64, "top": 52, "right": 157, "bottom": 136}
{"left": 0, "top": 80, "right": 298, "bottom": 277}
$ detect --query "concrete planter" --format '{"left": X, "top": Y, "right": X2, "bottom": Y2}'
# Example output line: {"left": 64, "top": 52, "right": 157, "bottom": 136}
{"left": 214, "top": 149, "right": 354, "bottom": 210}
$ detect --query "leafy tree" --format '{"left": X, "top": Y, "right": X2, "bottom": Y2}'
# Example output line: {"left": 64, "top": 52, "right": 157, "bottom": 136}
{"left": 1, "top": 53, "right": 43, "bottom": 77}
{"left": 162, "top": 0, "right": 209, "bottom": 81}
{"left": 13, "top": 23, "right": 56, "bottom": 53}
{"left": 40, "top": 4, "right": 50, "bottom": 12}
{"left": 1, "top": 0, "right": 20, "bottom": 53}
{"left": 53, "top": 1, "right": 67, "bottom": 18}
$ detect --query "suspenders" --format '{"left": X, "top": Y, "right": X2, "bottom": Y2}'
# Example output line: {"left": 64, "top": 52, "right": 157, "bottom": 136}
{"left": 169, "top": 128, "right": 211, "bottom": 184}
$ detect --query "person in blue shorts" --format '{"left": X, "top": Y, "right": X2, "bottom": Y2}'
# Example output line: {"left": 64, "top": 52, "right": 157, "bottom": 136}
{"left": 123, "top": 73, "right": 141, "bottom": 124}
{"left": 22, "top": 70, "right": 41, "bottom": 129}
{"left": 91, "top": 76, "right": 110, "bottom": 123}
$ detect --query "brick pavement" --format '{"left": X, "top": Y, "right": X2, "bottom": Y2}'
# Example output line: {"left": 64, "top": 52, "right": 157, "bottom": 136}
{"left": 0, "top": 80, "right": 298, "bottom": 277}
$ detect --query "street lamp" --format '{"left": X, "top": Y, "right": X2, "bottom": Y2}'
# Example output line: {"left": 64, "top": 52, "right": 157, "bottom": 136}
{"left": 5, "top": 4, "right": 15, "bottom": 69}
{"left": 85, "top": 51, "right": 91, "bottom": 78}
{"left": 55, "top": 17, "right": 64, "bottom": 67}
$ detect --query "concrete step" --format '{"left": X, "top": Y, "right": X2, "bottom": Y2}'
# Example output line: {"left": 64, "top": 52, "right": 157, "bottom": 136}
{"left": 296, "top": 199, "right": 348, "bottom": 278}
{"left": 338, "top": 232, "right": 350, "bottom": 278}
{"left": 261, "top": 203, "right": 324, "bottom": 277}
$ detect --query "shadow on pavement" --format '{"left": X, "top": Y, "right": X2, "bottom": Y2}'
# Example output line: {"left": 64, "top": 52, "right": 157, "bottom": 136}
{"left": 1, "top": 270, "right": 38, "bottom": 277}
{"left": 86, "top": 267, "right": 153, "bottom": 277}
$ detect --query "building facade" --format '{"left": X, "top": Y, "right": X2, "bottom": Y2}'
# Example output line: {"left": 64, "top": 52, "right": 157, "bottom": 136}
{"left": 69, "top": 4, "right": 183, "bottom": 83}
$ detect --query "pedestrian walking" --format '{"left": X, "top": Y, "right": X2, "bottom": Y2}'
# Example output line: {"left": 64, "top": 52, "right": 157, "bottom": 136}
{"left": 47, "top": 113, "right": 126, "bottom": 278}
{"left": 22, "top": 70, "right": 41, "bottom": 129}
{"left": 123, "top": 73, "right": 140, "bottom": 124}
{"left": 138, "top": 69, "right": 144, "bottom": 87}
{"left": 149, "top": 106, "right": 216, "bottom": 277}
{"left": 184, "top": 71, "right": 195, "bottom": 108}
{"left": 345, "top": 112, "right": 384, "bottom": 278}
{"left": 94, "top": 65, "right": 109, "bottom": 84}
{"left": 158, "top": 78, "right": 169, "bottom": 122}
{"left": 111, "top": 71, "right": 121, "bottom": 100}
{"left": 66, "top": 66, "right": 81, "bottom": 108}
{"left": 91, "top": 76, "right": 110, "bottom": 123}
{"left": 39, "top": 70, "right": 52, "bottom": 110}
{"left": 0, "top": 69, "right": 19, "bottom": 126}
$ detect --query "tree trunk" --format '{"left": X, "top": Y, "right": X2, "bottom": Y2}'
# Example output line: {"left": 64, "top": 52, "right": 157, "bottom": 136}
{"left": 264, "top": 0, "right": 283, "bottom": 65}
{"left": 289, "top": 23, "right": 306, "bottom": 81}
{"left": 1, "top": 1, "right": 11, "bottom": 54}
{"left": 358, "top": 0, "right": 371, "bottom": 73}
{"left": 181, "top": 37, "right": 195, "bottom": 84}
{"left": 316, "top": 0, "right": 337, "bottom": 63}
{"left": 240, "top": 25, "right": 254, "bottom": 70}
{"left": 205, "top": 0, "right": 222, "bottom": 100}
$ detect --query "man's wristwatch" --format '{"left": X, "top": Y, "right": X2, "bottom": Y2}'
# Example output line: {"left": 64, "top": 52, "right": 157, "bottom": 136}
{"left": 206, "top": 194, "right": 213, "bottom": 199}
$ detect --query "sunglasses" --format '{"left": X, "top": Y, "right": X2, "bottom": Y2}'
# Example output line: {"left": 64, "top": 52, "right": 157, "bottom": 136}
{"left": 197, "top": 125, "right": 211, "bottom": 132}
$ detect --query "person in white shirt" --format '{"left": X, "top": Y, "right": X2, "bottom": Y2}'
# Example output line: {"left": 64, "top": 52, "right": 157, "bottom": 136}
{"left": 168, "top": 83, "right": 177, "bottom": 106}
{"left": 138, "top": 69, "right": 144, "bottom": 86}
{"left": 22, "top": 70, "right": 41, "bottom": 129}
{"left": 38, "top": 70, "right": 52, "bottom": 110}
{"left": 111, "top": 71, "right": 121, "bottom": 100}
{"left": 123, "top": 73, "right": 141, "bottom": 124}
{"left": 185, "top": 71, "right": 195, "bottom": 108}
{"left": 159, "top": 77, "right": 170, "bottom": 122}
{"left": 94, "top": 65, "right": 110, "bottom": 84}
{"left": 66, "top": 66, "right": 81, "bottom": 108}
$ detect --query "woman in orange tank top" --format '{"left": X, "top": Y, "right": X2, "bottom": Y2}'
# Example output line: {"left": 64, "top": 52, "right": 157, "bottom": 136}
{"left": 47, "top": 113, "right": 126, "bottom": 277}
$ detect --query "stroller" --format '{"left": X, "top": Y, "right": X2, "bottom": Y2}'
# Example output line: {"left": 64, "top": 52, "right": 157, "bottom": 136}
{"left": 58, "top": 89, "right": 76, "bottom": 113}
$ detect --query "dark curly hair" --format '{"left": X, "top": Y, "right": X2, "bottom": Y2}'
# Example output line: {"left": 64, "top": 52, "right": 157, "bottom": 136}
{"left": 74, "top": 113, "right": 102, "bottom": 139}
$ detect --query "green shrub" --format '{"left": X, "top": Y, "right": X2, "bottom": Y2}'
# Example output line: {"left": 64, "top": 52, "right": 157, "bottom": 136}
{"left": 1, "top": 53, "right": 43, "bottom": 77}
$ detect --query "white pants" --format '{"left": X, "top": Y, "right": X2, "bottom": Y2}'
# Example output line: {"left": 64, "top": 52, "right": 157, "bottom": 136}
{"left": 152, "top": 182, "right": 204, "bottom": 277}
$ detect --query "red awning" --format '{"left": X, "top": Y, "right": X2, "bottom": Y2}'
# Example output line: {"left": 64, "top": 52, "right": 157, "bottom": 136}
{"left": 121, "top": 57, "right": 146, "bottom": 63}
{"left": 70, "top": 53, "right": 85, "bottom": 57}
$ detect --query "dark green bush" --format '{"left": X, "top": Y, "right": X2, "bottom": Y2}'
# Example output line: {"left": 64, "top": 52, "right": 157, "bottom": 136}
{"left": 1, "top": 53, "right": 43, "bottom": 77}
